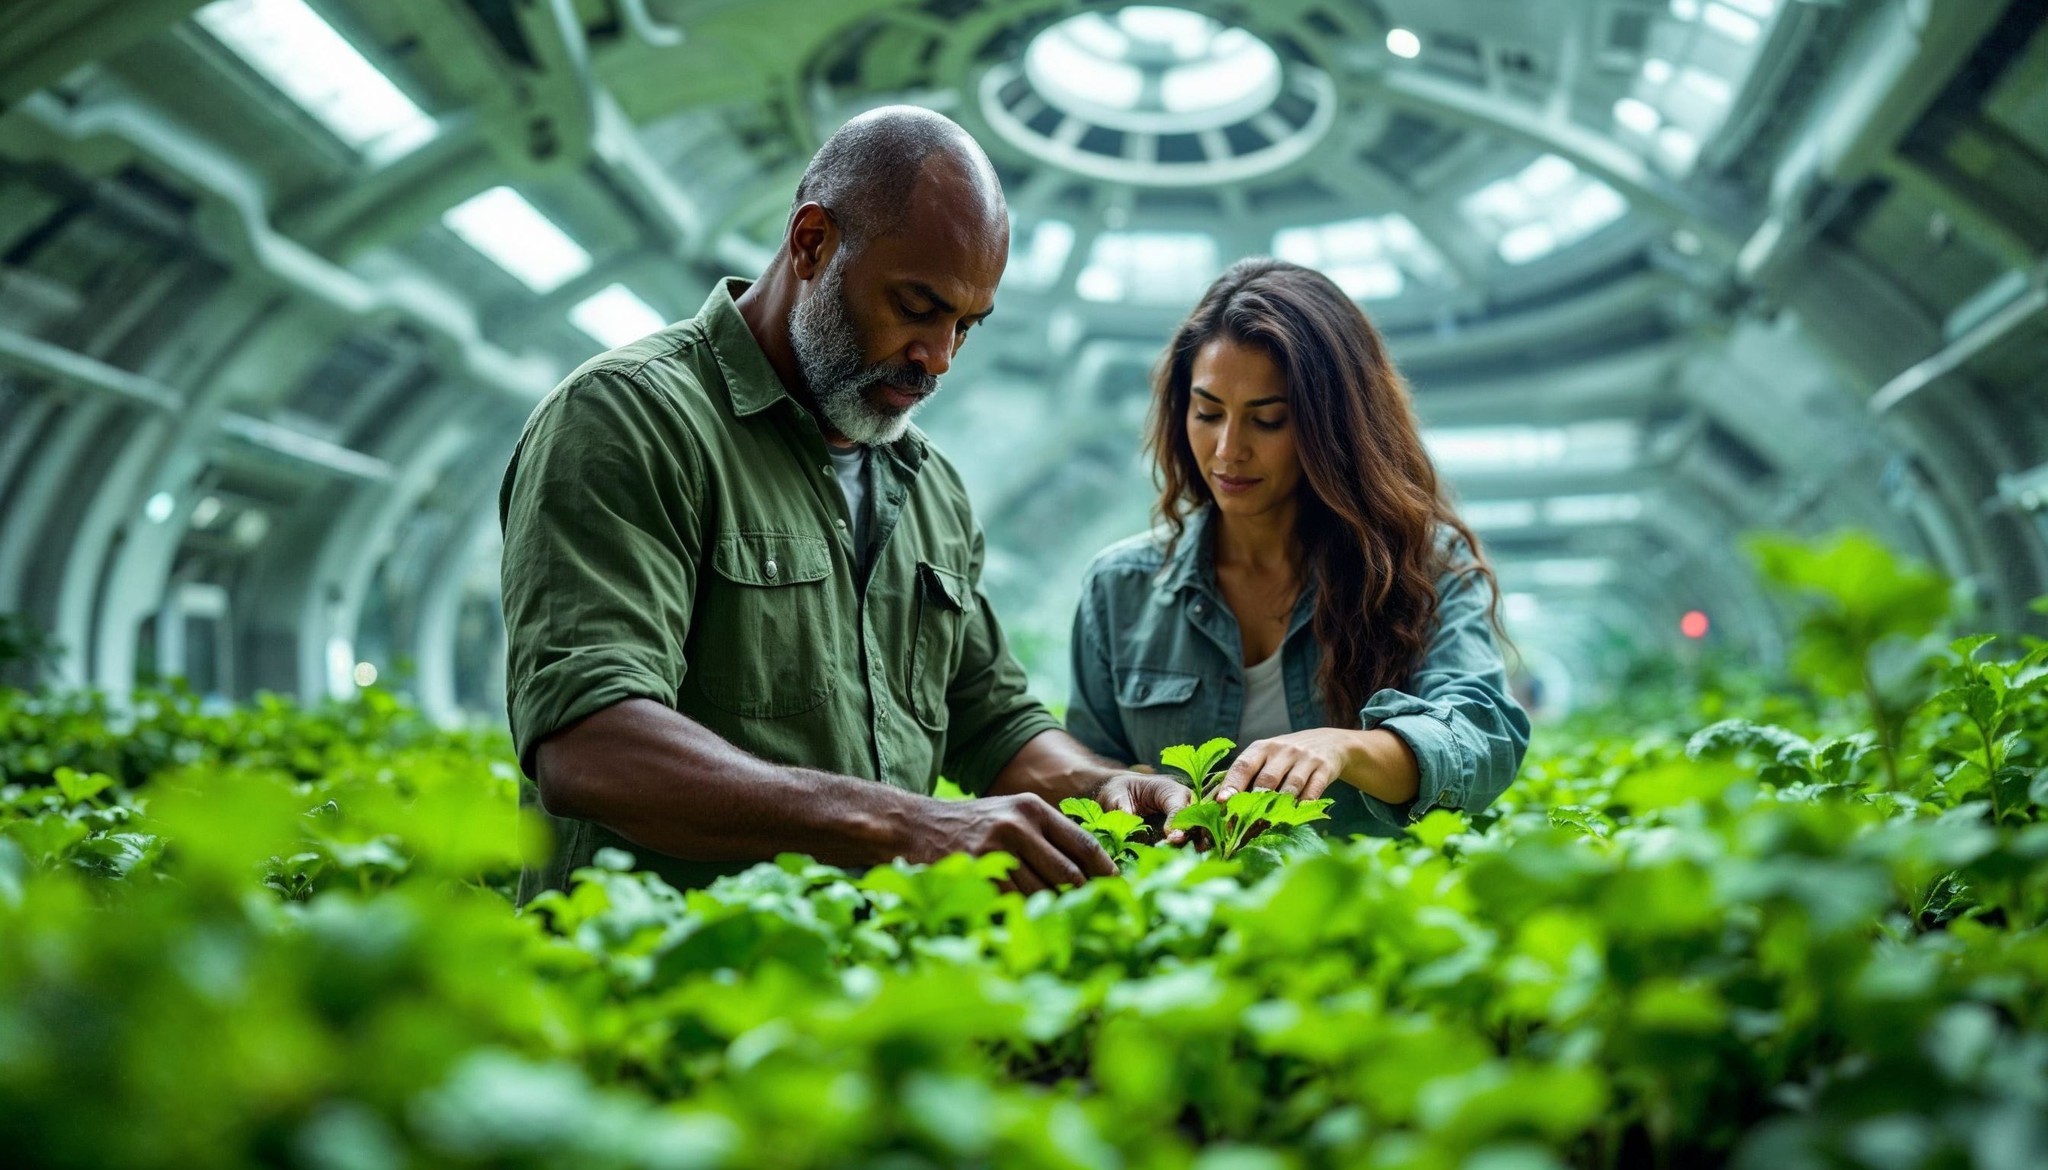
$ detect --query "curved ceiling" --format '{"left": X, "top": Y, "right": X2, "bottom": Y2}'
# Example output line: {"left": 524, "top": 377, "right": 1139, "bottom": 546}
{"left": 0, "top": 0, "right": 2043, "bottom": 716}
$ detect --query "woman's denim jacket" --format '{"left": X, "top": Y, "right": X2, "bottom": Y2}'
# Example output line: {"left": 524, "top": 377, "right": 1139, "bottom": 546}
{"left": 1066, "top": 507, "right": 1531, "bottom": 838}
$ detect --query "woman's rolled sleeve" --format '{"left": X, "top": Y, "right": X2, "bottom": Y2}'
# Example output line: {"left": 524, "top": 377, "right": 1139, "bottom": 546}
{"left": 1350, "top": 561, "right": 1531, "bottom": 829}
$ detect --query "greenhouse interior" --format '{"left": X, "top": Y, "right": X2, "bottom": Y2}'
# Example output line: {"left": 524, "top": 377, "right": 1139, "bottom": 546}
{"left": 2, "top": 0, "right": 2047, "bottom": 1166}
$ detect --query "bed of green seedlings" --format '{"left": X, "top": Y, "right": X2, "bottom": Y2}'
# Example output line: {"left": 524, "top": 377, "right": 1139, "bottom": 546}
{"left": 1, "top": 533, "right": 2045, "bottom": 1170}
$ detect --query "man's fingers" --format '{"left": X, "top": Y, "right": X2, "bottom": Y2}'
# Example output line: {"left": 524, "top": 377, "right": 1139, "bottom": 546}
{"left": 1099, "top": 783, "right": 1137, "bottom": 814}
{"left": 1007, "top": 862, "right": 1047, "bottom": 897}
{"left": 1145, "top": 777, "right": 1192, "bottom": 844}
{"left": 1026, "top": 798, "right": 1115, "bottom": 880}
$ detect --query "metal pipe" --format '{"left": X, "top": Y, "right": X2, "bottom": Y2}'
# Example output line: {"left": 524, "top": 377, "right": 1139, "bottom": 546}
{"left": 7, "top": 92, "right": 557, "bottom": 401}
{"left": 0, "top": 324, "right": 394, "bottom": 481}
{"left": 1870, "top": 263, "right": 2048, "bottom": 414}
{"left": 615, "top": 0, "right": 684, "bottom": 47}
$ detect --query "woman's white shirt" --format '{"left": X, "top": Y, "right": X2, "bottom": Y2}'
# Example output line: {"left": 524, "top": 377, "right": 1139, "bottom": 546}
{"left": 1236, "top": 649, "right": 1294, "bottom": 745}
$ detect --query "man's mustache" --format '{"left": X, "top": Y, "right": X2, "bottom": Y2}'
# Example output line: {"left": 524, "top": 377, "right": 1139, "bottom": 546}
{"left": 866, "top": 364, "right": 940, "bottom": 398}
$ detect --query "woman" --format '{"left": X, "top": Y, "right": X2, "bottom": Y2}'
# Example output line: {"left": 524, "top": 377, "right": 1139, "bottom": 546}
{"left": 1067, "top": 258, "right": 1528, "bottom": 837}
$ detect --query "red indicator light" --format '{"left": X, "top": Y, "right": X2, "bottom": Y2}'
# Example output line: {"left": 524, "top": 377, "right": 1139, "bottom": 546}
{"left": 1681, "top": 610, "right": 1710, "bottom": 639}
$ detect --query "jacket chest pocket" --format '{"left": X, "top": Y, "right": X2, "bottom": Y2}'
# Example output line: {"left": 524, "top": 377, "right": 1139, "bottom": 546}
{"left": 1116, "top": 668, "right": 1203, "bottom": 769}
{"left": 690, "top": 531, "right": 836, "bottom": 718}
{"left": 909, "top": 561, "right": 968, "bottom": 730}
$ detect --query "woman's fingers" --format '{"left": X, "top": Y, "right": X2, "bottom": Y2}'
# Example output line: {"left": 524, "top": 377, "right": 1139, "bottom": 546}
{"left": 1277, "top": 757, "right": 1319, "bottom": 797}
{"left": 1217, "top": 743, "right": 1269, "bottom": 799}
{"left": 1301, "top": 765, "right": 1338, "bottom": 801}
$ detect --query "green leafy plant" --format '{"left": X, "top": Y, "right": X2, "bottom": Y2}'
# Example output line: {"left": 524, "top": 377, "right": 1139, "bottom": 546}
{"left": 1166, "top": 786, "right": 1332, "bottom": 860}
{"left": 1058, "top": 796, "right": 1147, "bottom": 864}
{"left": 1748, "top": 530, "right": 1953, "bottom": 787}
{"left": 3, "top": 553, "right": 2047, "bottom": 1170}
{"left": 1923, "top": 633, "right": 2048, "bottom": 822}
{"left": 1158, "top": 736, "right": 1236, "bottom": 799}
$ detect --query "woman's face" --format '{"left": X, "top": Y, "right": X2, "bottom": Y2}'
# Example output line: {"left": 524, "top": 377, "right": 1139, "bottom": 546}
{"left": 1185, "top": 337, "right": 1302, "bottom": 521}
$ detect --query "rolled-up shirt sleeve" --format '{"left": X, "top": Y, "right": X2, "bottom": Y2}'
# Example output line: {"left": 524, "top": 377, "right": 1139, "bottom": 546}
{"left": 940, "top": 522, "right": 1063, "bottom": 795}
{"left": 500, "top": 369, "right": 706, "bottom": 779}
{"left": 1350, "top": 555, "right": 1531, "bottom": 829}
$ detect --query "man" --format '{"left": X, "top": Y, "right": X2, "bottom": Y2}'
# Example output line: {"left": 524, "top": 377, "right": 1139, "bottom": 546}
{"left": 499, "top": 106, "right": 1190, "bottom": 903}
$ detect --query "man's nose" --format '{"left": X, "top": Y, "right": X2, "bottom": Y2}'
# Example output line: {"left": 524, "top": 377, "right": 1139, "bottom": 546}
{"left": 907, "top": 332, "right": 952, "bottom": 378}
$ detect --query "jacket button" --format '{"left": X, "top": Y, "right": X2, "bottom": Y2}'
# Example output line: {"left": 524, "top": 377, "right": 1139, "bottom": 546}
{"left": 1193, "top": 601, "right": 1205, "bottom": 614}
{"left": 764, "top": 558, "right": 778, "bottom": 579}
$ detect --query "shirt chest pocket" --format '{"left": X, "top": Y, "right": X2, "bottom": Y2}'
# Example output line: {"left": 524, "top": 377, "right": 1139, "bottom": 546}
{"left": 1116, "top": 668, "right": 1203, "bottom": 767}
{"left": 908, "top": 561, "right": 969, "bottom": 731}
{"left": 690, "top": 531, "right": 836, "bottom": 718}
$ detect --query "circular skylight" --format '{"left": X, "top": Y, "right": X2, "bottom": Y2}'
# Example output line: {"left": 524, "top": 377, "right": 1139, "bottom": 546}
{"left": 1023, "top": 7, "right": 1282, "bottom": 129}
{"left": 982, "top": 6, "right": 1333, "bottom": 187}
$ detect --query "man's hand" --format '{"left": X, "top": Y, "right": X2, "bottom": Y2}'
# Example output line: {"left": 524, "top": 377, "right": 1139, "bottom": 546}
{"left": 906, "top": 793, "right": 1116, "bottom": 895}
{"left": 1094, "top": 771, "right": 1195, "bottom": 845}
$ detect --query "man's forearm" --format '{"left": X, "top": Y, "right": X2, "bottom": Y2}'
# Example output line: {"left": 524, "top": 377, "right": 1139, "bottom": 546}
{"left": 986, "top": 729, "right": 1120, "bottom": 803}
{"left": 535, "top": 697, "right": 928, "bottom": 867}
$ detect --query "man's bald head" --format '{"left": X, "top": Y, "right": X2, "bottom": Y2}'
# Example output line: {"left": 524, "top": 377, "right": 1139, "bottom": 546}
{"left": 790, "top": 106, "right": 1007, "bottom": 252}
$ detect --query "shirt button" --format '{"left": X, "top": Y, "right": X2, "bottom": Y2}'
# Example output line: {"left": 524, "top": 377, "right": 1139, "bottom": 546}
{"left": 1193, "top": 601, "right": 1205, "bottom": 614}
{"left": 764, "top": 558, "right": 778, "bottom": 579}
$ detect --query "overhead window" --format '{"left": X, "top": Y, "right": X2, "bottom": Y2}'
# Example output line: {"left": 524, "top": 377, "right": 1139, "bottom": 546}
{"left": 442, "top": 187, "right": 592, "bottom": 294}
{"left": 569, "top": 284, "right": 667, "bottom": 349}
{"left": 1425, "top": 421, "right": 1641, "bottom": 474}
{"left": 1075, "top": 231, "right": 1219, "bottom": 305}
{"left": 1271, "top": 214, "right": 1447, "bottom": 300}
{"left": 1459, "top": 156, "right": 1628, "bottom": 265}
{"left": 196, "top": 0, "right": 435, "bottom": 161}
{"left": 1005, "top": 219, "right": 1078, "bottom": 293}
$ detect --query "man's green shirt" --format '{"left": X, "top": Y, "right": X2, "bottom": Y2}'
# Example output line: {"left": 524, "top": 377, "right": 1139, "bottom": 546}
{"left": 500, "top": 278, "right": 1059, "bottom": 900}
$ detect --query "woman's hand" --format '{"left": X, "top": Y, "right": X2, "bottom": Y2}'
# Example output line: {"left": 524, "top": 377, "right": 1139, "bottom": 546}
{"left": 1213, "top": 728, "right": 1421, "bottom": 806}
{"left": 1212, "top": 728, "right": 1365, "bottom": 802}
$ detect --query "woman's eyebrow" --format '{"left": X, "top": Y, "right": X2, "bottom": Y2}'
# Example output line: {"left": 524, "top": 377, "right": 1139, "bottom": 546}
{"left": 1192, "top": 386, "right": 1286, "bottom": 407}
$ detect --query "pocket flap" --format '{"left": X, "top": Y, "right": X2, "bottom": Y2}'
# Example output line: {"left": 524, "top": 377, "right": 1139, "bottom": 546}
{"left": 919, "top": 561, "right": 969, "bottom": 612}
{"left": 1118, "top": 670, "right": 1199, "bottom": 708}
{"left": 712, "top": 532, "right": 832, "bottom": 586}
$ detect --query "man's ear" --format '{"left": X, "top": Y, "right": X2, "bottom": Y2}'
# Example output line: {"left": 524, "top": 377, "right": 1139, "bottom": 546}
{"left": 788, "top": 202, "right": 836, "bottom": 281}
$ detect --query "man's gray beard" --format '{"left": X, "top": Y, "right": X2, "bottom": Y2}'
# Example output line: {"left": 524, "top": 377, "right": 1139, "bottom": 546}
{"left": 787, "top": 252, "right": 940, "bottom": 447}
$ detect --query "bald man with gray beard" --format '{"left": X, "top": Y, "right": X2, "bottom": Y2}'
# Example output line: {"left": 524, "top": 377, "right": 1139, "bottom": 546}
{"left": 499, "top": 107, "right": 1191, "bottom": 900}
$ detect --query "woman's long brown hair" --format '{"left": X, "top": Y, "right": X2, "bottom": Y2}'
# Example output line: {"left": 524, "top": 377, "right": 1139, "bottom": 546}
{"left": 1146, "top": 257, "right": 1500, "bottom": 724}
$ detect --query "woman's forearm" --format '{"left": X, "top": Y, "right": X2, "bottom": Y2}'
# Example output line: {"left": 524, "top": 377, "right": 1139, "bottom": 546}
{"left": 1336, "top": 728, "right": 1421, "bottom": 805}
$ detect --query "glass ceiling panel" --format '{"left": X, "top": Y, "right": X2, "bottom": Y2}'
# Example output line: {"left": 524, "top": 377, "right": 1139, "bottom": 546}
{"left": 1006, "top": 220, "right": 1077, "bottom": 294}
{"left": 1024, "top": 6, "right": 1282, "bottom": 125}
{"left": 569, "top": 284, "right": 667, "bottom": 349}
{"left": 1271, "top": 214, "right": 1448, "bottom": 300}
{"left": 1459, "top": 156, "right": 1629, "bottom": 265}
{"left": 1426, "top": 421, "right": 1641, "bottom": 474}
{"left": 441, "top": 187, "right": 592, "bottom": 294}
{"left": 1615, "top": 0, "right": 1784, "bottom": 175}
{"left": 1076, "top": 231, "right": 1220, "bottom": 305}
{"left": 196, "top": 0, "right": 435, "bottom": 161}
